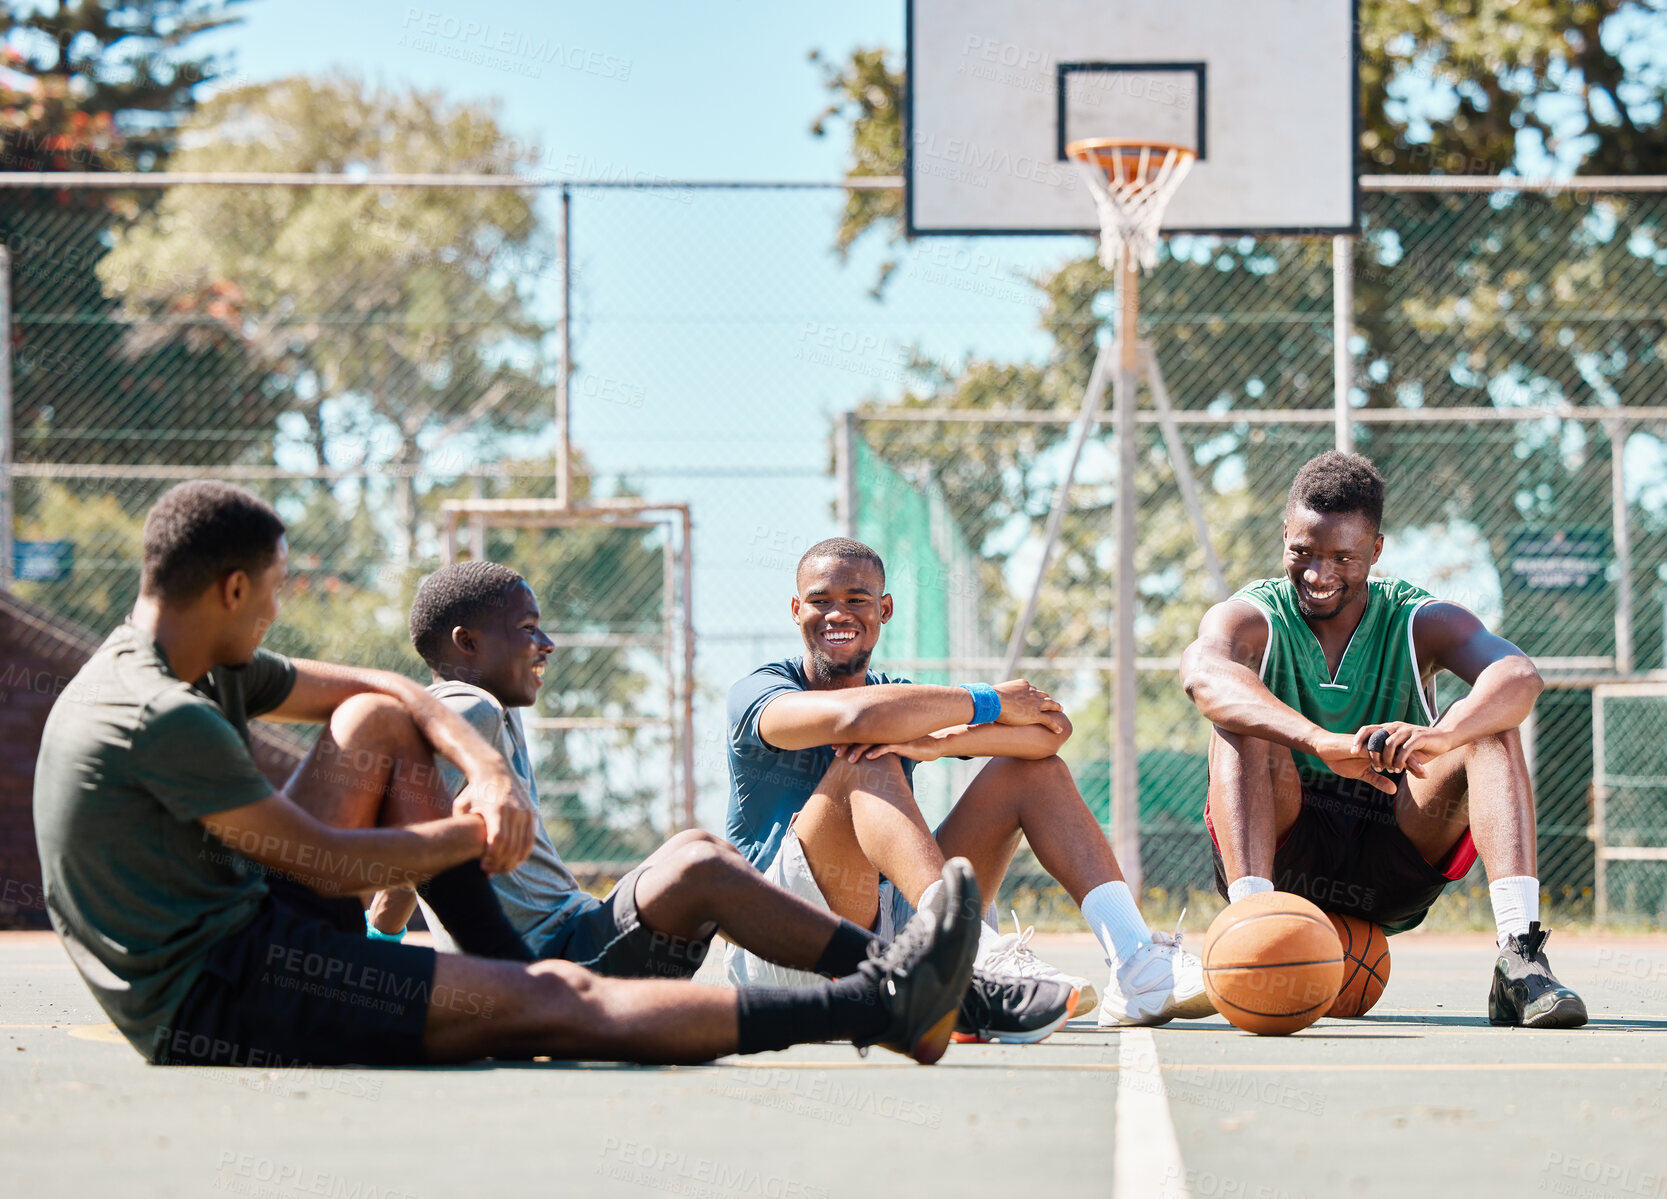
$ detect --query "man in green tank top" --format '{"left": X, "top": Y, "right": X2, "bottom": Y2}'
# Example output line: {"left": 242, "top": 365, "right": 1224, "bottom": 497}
{"left": 1180, "top": 452, "right": 1586, "bottom": 1028}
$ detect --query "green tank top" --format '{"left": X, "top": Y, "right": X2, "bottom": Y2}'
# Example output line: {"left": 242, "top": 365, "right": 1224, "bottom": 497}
{"left": 1233, "top": 576, "right": 1439, "bottom": 786}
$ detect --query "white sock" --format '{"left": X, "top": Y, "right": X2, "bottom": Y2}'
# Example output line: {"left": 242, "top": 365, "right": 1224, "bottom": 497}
{"left": 985, "top": 901, "right": 1000, "bottom": 933}
{"left": 974, "top": 919, "right": 1005, "bottom": 966}
{"left": 1081, "top": 881, "right": 1152, "bottom": 966}
{"left": 915, "top": 878, "right": 943, "bottom": 916}
{"left": 1489, "top": 876, "right": 1538, "bottom": 947}
{"left": 1227, "top": 875, "right": 1274, "bottom": 904}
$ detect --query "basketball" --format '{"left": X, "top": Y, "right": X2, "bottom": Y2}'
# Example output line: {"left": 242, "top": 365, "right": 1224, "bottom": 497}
{"left": 1325, "top": 913, "right": 1391, "bottom": 1017}
{"left": 1202, "top": 892, "right": 1345, "bottom": 1035}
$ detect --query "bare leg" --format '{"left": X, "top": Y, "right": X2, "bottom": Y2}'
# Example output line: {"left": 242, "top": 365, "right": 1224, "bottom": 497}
{"left": 1205, "top": 727, "right": 1306, "bottom": 881}
{"left": 627, "top": 830, "right": 854, "bottom": 971}
{"left": 284, "top": 693, "right": 455, "bottom": 928}
{"left": 422, "top": 954, "right": 740, "bottom": 1064}
{"left": 793, "top": 754, "right": 944, "bottom": 923}
{"left": 1399, "top": 729, "right": 1534, "bottom": 878}
{"left": 283, "top": 692, "right": 454, "bottom": 828}
{"left": 935, "top": 755, "right": 1122, "bottom": 906}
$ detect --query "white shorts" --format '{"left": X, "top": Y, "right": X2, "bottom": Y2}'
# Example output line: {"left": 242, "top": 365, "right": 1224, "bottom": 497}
{"left": 722, "top": 824, "right": 917, "bottom": 988}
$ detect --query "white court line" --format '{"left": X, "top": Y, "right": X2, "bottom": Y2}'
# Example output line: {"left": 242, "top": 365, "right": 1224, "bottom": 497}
{"left": 1114, "top": 1027, "right": 1189, "bottom": 1199}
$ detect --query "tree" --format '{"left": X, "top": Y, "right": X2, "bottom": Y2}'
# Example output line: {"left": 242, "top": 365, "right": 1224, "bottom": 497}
{"left": 96, "top": 73, "right": 560, "bottom": 561}
{"left": 1, "top": 0, "right": 245, "bottom": 173}
{"left": 1, "top": 2, "right": 273, "bottom": 474}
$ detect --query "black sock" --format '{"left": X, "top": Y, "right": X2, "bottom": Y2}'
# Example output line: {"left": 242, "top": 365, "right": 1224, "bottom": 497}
{"left": 417, "top": 864, "right": 534, "bottom": 962}
{"left": 735, "top": 971, "right": 887, "bottom": 1054}
{"left": 812, "top": 919, "right": 882, "bottom": 978}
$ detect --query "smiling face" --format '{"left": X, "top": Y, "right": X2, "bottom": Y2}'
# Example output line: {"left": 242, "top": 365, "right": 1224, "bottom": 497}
{"left": 450, "top": 581, "right": 554, "bottom": 707}
{"left": 1282, "top": 506, "right": 1383, "bottom": 622}
{"left": 792, "top": 555, "right": 891, "bottom": 686}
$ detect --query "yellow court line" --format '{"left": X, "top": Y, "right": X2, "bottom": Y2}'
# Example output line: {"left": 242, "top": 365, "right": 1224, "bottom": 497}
{"left": 757, "top": 1059, "right": 1667, "bottom": 1074}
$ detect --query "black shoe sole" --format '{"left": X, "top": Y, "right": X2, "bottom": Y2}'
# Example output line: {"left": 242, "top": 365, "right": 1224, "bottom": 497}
{"left": 879, "top": 861, "right": 982, "bottom": 1065}
{"left": 1486, "top": 993, "right": 1586, "bottom": 1033}
{"left": 1489, "top": 993, "right": 1589, "bottom": 1029}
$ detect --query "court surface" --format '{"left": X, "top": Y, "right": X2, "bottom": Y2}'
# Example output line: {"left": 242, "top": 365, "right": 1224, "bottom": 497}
{"left": 4, "top": 928, "right": 1665, "bottom": 1198}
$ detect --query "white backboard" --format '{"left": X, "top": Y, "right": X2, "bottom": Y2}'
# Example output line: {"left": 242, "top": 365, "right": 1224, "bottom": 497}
{"left": 906, "top": 0, "right": 1359, "bottom": 236}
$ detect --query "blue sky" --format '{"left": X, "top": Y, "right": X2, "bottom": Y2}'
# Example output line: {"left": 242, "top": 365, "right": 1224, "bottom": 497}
{"left": 197, "top": 0, "right": 904, "bottom": 181}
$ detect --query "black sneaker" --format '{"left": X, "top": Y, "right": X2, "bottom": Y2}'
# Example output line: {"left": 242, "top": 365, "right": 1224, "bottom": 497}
{"left": 1488, "top": 922, "right": 1588, "bottom": 1029}
{"left": 952, "top": 972, "right": 1076, "bottom": 1044}
{"left": 855, "top": 858, "right": 982, "bottom": 1064}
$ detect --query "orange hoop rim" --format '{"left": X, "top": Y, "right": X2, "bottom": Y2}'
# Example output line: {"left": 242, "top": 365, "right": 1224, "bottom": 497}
{"left": 1065, "top": 138, "right": 1197, "bottom": 173}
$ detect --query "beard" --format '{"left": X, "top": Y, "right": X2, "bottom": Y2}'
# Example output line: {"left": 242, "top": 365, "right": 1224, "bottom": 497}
{"left": 1293, "top": 578, "right": 1363, "bottom": 621}
{"left": 807, "top": 645, "right": 872, "bottom": 683}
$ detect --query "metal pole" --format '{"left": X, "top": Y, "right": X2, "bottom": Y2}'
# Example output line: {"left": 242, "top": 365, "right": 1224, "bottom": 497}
{"left": 0, "top": 246, "right": 11, "bottom": 590}
{"left": 556, "top": 186, "right": 573, "bottom": 508}
{"left": 663, "top": 518, "right": 678, "bottom": 834}
{"left": 1610, "top": 416, "right": 1633, "bottom": 674}
{"left": 680, "top": 506, "right": 697, "bottom": 830}
{"left": 837, "top": 410, "right": 858, "bottom": 538}
{"left": 1141, "top": 344, "right": 1228, "bottom": 601}
{"left": 467, "top": 474, "right": 486, "bottom": 561}
{"left": 1592, "top": 687, "right": 1608, "bottom": 926}
{"left": 1333, "top": 235, "right": 1355, "bottom": 454}
{"left": 1000, "top": 343, "right": 1113, "bottom": 678}
{"left": 1114, "top": 252, "right": 1142, "bottom": 897}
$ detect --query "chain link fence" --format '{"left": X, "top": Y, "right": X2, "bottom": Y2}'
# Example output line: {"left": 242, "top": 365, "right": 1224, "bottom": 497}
{"left": 5, "top": 179, "right": 1666, "bottom": 924}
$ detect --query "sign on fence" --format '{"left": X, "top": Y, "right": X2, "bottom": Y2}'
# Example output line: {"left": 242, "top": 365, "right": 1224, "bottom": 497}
{"left": 13, "top": 541, "right": 73, "bottom": 583}
{"left": 1506, "top": 528, "right": 1608, "bottom": 592}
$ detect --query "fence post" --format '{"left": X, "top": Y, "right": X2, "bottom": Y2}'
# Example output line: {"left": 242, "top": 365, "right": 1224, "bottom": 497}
{"left": 556, "top": 186, "right": 573, "bottom": 508}
{"left": 1609, "top": 416, "right": 1633, "bottom": 675}
{"left": 0, "top": 246, "right": 10, "bottom": 591}
{"left": 837, "top": 410, "right": 857, "bottom": 538}
{"left": 1332, "top": 234, "right": 1354, "bottom": 454}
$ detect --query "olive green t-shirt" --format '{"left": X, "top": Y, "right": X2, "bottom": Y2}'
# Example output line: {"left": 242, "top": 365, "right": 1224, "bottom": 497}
{"left": 32, "top": 623, "right": 297, "bottom": 1060}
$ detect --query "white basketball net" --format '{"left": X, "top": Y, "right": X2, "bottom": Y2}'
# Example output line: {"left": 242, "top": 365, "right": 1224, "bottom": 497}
{"left": 1070, "top": 143, "right": 1196, "bottom": 273}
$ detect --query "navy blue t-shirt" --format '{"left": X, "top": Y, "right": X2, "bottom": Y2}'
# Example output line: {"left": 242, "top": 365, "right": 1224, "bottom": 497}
{"left": 725, "top": 656, "right": 918, "bottom": 871}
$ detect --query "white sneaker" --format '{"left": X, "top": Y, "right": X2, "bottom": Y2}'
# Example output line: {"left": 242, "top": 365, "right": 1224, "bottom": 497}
{"left": 977, "top": 910, "right": 1099, "bottom": 1018}
{"left": 1097, "top": 927, "right": 1216, "bottom": 1027}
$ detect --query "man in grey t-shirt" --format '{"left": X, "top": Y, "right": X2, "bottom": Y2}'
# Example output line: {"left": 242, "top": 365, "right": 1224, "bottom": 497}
{"left": 367, "top": 561, "right": 972, "bottom": 991}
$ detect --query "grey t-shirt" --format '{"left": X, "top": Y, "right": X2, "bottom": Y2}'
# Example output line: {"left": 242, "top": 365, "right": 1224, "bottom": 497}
{"left": 33, "top": 623, "right": 296, "bottom": 1060}
{"left": 420, "top": 680, "right": 595, "bottom": 952}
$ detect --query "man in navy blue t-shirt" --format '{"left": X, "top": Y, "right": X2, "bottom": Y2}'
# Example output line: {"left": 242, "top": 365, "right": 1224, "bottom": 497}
{"left": 725, "top": 537, "right": 1215, "bottom": 1030}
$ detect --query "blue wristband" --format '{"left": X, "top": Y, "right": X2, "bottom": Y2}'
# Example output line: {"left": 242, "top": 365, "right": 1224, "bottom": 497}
{"left": 365, "top": 911, "right": 406, "bottom": 943}
{"left": 959, "top": 683, "right": 1001, "bottom": 726}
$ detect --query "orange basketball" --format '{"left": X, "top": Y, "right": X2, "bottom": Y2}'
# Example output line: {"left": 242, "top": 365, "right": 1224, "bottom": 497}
{"left": 1325, "top": 912, "right": 1391, "bottom": 1017}
{"left": 1202, "top": 892, "right": 1344, "bottom": 1035}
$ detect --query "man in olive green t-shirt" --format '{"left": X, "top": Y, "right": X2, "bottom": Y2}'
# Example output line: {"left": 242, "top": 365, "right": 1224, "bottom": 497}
{"left": 32, "top": 480, "right": 980, "bottom": 1068}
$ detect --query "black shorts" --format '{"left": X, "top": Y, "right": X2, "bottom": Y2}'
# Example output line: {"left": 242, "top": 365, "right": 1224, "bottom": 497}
{"left": 534, "top": 861, "right": 713, "bottom": 980}
{"left": 156, "top": 876, "right": 437, "bottom": 1066}
{"left": 1208, "top": 774, "right": 1476, "bottom": 934}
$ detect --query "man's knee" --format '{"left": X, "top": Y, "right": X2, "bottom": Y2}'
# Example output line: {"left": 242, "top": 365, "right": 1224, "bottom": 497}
{"left": 669, "top": 836, "right": 746, "bottom": 887}
{"left": 512, "top": 959, "right": 601, "bottom": 1033}
{"left": 819, "top": 751, "right": 911, "bottom": 801}
{"left": 328, "top": 691, "right": 418, "bottom": 751}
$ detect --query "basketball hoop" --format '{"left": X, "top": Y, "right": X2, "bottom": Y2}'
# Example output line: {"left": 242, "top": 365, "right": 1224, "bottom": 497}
{"left": 1066, "top": 138, "right": 1196, "bottom": 272}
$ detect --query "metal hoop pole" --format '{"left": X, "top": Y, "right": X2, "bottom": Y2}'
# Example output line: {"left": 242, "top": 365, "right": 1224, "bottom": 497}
{"left": 1114, "top": 250, "right": 1142, "bottom": 896}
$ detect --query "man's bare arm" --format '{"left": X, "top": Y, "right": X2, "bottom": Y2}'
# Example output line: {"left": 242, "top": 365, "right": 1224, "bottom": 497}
{"left": 265, "top": 660, "right": 535, "bottom": 873}
{"left": 758, "top": 678, "right": 1063, "bottom": 752}
{"left": 201, "top": 793, "right": 486, "bottom": 898}
{"left": 854, "top": 709, "right": 1073, "bottom": 763}
{"left": 1356, "top": 602, "right": 1543, "bottom": 772}
{"left": 1181, "top": 601, "right": 1325, "bottom": 753}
